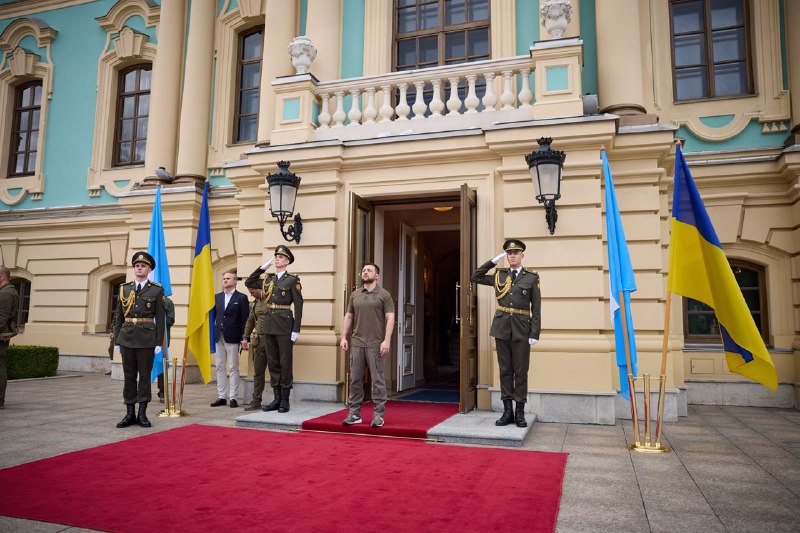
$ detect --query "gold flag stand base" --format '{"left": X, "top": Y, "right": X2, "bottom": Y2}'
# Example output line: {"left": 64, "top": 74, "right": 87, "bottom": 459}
{"left": 155, "top": 356, "right": 189, "bottom": 418}
{"left": 625, "top": 373, "right": 670, "bottom": 454}
{"left": 157, "top": 408, "right": 188, "bottom": 418}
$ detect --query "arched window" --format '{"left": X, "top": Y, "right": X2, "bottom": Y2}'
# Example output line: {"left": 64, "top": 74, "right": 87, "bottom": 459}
{"left": 113, "top": 65, "right": 151, "bottom": 166}
{"left": 107, "top": 276, "right": 126, "bottom": 332}
{"left": 8, "top": 81, "right": 42, "bottom": 177}
{"left": 234, "top": 27, "right": 263, "bottom": 144}
{"left": 683, "top": 260, "right": 768, "bottom": 344}
{"left": 9, "top": 278, "right": 31, "bottom": 329}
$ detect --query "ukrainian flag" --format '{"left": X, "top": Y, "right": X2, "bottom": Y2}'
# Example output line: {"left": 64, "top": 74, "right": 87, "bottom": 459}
{"left": 668, "top": 144, "right": 777, "bottom": 391}
{"left": 186, "top": 182, "right": 216, "bottom": 384}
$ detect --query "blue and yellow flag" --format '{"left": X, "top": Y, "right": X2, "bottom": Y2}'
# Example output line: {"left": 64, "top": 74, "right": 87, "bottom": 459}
{"left": 185, "top": 183, "right": 216, "bottom": 384}
{"left": 669, "top": 144, "right": 777, "bottom": 391}
{"left": 602, "top": 149, "right": 637, "bottom": 400}
{"left": 147, "top": 186, "right": 172, "bottom": 382}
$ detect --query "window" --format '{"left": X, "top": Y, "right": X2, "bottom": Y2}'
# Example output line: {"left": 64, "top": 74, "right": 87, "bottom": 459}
{"left": 113, "top": 65, "right": 151, "bottom": 166}
{"left": 9, "top": 278, "right": 31, "bottom": 329}
{"left": 684, "top": 260, "right": 768, "bottom": 344}
{"left": 234, "top": 27, "right": 263, "bottom": 144}
{"left": 669, "top": 0, "right": 753, "bottom": 101}
{"left": 8, "top": 81, "right": 42, "bottom": 177}
{"left": 107, "top": 276, "right": 126, "bottom": 332}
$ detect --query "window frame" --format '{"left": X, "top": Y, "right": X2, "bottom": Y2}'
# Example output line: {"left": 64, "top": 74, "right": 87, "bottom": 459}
{"left": 232, "top": 26, "right": 264, "bottom": 145}
{"left": 668, "top": 0, "right": 754, "bottom": 103}
{"left": 7, "top": 80, "right": 42, "bottom": 178}
{"left": 112, "top": 64, "right": 151, "bottom": 167}
{"left": 9, "top": 277, "right": 31, "bottom": 331}
{"left": 682, "top": 259, "right": 769, "bottom": 345}
{"left": 106, "top": 276, "right": 126, "bottom": 333}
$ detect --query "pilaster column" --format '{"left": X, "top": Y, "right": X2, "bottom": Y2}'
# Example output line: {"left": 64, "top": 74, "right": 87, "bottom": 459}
{"left": 786, "top": 0, "right": 800, "bottom": 143}
{"left": 143, "top": 0, "right": 185, "bottom": 181}
{"left": 175, "top": 0, "right": 215, "bottom": 182}
{"left": 305, "top": 0, "right": 341, "bottom": 82}
{"left": 595, "top": 0, "right": 655, "bottom": 126}
{"left": 256, "top": 0, "right": 297, "bottom": 145}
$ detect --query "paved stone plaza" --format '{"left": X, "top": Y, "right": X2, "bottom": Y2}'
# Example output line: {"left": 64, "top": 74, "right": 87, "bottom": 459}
{"left": 1, "top": 372, "right": 799, "bottom": 532}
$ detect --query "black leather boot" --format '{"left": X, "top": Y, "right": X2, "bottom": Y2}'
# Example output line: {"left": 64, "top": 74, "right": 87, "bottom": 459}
{"left": 515, "top": 401, "right": 527, "bottom": 428}
{"left": 262, "top": 387, "right": 281, "bottom": 412}
{"left": 116, "top": 404, "right": 136, "bottom": 428}
{"left": 137, "top": 402, "right": 152, "bottom": 428}
{"left": 495, "top": 399, "right": 514, "bottom": 426}
{"left": 278, "top": 387, "right": 291, "bottom": 413}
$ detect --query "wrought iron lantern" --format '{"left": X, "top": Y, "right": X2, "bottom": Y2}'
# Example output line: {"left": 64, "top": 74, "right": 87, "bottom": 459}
{"left": 525, "top": 137, "right": 566, "bottom": 235}
{"left": 266, "top": 161, "right": 303, "bottom": 243}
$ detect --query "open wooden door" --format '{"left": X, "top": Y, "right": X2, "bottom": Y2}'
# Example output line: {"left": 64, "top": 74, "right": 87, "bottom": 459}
{"left": 459, "top": 184, "right": 478, "bottom": 413}
{"left": 344, "top": 192, "right": 373, "bottom": 404}
{"left": 397, "top": 223, "right": 418, "bottom": 391}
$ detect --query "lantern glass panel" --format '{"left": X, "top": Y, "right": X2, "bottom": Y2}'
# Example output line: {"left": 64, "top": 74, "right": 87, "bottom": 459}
{"left": 536, "top": 162, "right": 560, "bottom": 199}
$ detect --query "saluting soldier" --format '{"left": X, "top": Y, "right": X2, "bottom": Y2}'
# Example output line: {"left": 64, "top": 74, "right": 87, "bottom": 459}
{"left": 471, "top": 239, "right": 541, "bottom": 428}
{"left": 112, "top": 251, "right": 165, "bottom": 428}
{"left": 241, "top": 277, "right": 269, "bottom": 411}
{"left": 245, "top": 245, "right": 303, "bottom": 413}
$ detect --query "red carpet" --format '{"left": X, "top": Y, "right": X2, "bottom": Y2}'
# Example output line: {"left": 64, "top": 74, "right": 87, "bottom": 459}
{"left": 302, "top": 400, "right": 458, "bottom": 438}
{"left": 0, "top": 425, "right": 567, "bottom": 533}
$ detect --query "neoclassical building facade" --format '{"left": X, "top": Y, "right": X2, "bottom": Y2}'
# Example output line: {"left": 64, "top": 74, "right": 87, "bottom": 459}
{"left": 0, "top": 0, "right": 798, "bottom": 423}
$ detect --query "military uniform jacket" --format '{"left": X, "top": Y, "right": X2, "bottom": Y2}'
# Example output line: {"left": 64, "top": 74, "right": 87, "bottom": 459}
{"left": 471, "top": 260, "right": 541, "bottom": 342}
{"left": 243, "top": 297, "right": 269, "bottom": 345}
{"left": 0, "top": 283, "right": 19, "bottom": 341}
{"left": 113, "top": 280, "right": 165, "bottom": 349}
{"left": 246, "top": 267, "right": 303, "bottom": 336}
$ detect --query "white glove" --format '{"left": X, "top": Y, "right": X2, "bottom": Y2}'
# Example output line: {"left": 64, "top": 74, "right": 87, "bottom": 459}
{"left": 291, "top": 332, "right": 299, "bottom": 343}
{"left": 260, "top": 257, "right": 275, "bottom": 270}
{"left": 528, "top": 338, "right": 538, "bottom": 346}
{"left": 492, "top": 252, "right": 506, "bottom": 264}
{"left": 114, "top": 345, "right": 121, "bottom": 354}
{"left": 155, "top": 346, "right": 162, "bottom": 355}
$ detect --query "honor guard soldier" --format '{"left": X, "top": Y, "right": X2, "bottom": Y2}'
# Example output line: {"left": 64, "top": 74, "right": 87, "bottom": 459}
{"left": 112, "top": 251, "right": 165, "bottom": 428}
{"left": 471, "top": 239, "right": 541, "bottom": 428}
{"left": 245, "top": 245, "right": 303, "bottom": 413}
{"left": 242, "top": 277, "right": 269, "bottom": 411}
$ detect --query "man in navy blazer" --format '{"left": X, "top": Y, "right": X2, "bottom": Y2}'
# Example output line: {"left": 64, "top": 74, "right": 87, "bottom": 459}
{"left": 210, "top": 271, "right": 250, "bottom": 408}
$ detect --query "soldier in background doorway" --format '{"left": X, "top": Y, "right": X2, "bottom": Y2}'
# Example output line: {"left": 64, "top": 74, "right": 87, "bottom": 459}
{"left": 246, "top": 245, "right": 303, "bottom": 413}
{"left": 471, "top": 240, "right": 541, "bottom": 428}
{"left": 0, "top": 266, "right": 19, "bottom": 410}
{"left": 242, "top": 278, "right": 269, "bottom": 411}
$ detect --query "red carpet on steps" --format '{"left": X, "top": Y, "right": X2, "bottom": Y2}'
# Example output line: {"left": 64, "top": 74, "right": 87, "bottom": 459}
{"left": 0, "top": 425, "right": 567, "bottom": 533}
{"left": 302, "top": 400, "right": 458, "bottom": 438}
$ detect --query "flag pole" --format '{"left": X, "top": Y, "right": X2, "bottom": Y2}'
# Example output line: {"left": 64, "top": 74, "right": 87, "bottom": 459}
{"left": 618, "top": 290, "right": 641, "bottom": 445}
{"left": 654, "top": 291, "right": 672, "bottom": 445}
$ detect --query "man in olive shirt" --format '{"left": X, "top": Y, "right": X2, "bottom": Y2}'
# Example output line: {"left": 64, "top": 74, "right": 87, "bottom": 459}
{"left": 245, "top": 245, "right": 303, "bottom": 413}
{"left": 112, "top": 251, "right": 165, "bottom": 428}
{"left": 242, "top": 278, "right": 269, "bottom": 411}
{"left": 340, "top": 263, "right": 395, "bottom": 428}
{"left": 0, "top": 266, "right": 19, "bottom": 410}
{"left": 471, "top": 239, "right": 541, "bottom": 428}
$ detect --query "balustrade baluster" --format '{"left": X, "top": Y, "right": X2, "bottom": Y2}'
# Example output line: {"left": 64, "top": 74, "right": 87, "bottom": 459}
{"left": 464, "top": 74, "right": 479, "bottom": 113}
{"left": 347, "top": 89, "right": 362, "bottom": 126}
{"left": 363, "top": 87, "right": 377, "bottom": 124}
{"left": 518, "top": 68, "right": 533, "bottom": 108}
{"left": 379, "top": 85, "right": 394, "bottom": 122}
{"left": 396, "top": 82, "right": 410, "bottom": 120}
{"left": 412, "top": 81, "right": 426, "bottom": 119}
{"left": 482, "top": 72, "right": 497, "bottom": 112}
{"left": 332, "top": 91, "right": 346, "bottom": 127}
{"left": 500, "top": 71, "right": 516, "bottom": 110}
{"left": 446, "top": 77, "right": 461, "bottom": 115}
{"left": 430, "top": 79, "right": 445, "bottom": 117}
{"left": 317, "top": 93, "right": 331, "bottom": 128}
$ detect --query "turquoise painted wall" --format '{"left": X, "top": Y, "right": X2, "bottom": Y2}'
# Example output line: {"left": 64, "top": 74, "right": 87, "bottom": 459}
{"left": 299, "top": 0, "right": 308, "bottom": 36}
{"left": 515, "top": 0, "right": 539, "bottom": 54}
{"left": 678, "top": 120, "right": 788, "bottom": 153}
{"left": 0, "top": 0, "right": 165, "bottom": 211}
{"left": 579, "top": 0, "right": 597, "bottom": 95}
{"left": 340, "top": 0, "right": 364, "bottom": 79}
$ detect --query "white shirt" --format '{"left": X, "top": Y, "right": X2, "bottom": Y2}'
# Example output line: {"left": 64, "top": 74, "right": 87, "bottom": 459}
{"left": 223, "top": 289, "right": 234, "bottom": 309}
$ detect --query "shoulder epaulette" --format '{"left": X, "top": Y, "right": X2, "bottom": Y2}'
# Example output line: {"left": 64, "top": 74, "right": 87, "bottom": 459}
{"left": 150, "top": 281, "right": 163, "bottom": 287}
{"left": 524, "top": 268, "right": 538, "bottom": 275}
{"left": 496, "top": 268, "right": 509, "bottom": 272}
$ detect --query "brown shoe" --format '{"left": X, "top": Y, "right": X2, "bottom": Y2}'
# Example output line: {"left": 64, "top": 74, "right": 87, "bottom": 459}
{"left": 244, "top": 401, "right": 262, "bottom": 411}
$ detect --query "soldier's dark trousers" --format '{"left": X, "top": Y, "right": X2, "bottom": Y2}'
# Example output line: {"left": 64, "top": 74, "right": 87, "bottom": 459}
{"left": 251, "top": 344, "right": 267, "bottom": 401}
{"left": 0, "top": 339, "right": 8, "bottom": 408}
{"left": 264, "top": 334, "right": 293, "bottom": 389}
{"left": 121, "top": 346, "right": 155, "bottom": 404}
{"left": 495, "top": 338, "right": 530, "bottom": 403}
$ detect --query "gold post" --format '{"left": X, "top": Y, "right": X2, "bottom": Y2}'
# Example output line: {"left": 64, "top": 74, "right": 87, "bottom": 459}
{"left": 654, "top": 290, "right": 673, "bottom": 446}
{"left": 655, "top": 375, "right": 667, "bottom": 445}
{"left": 618, "top": 290, "right": 640, "bottom": 445}
{"left": 643, "top": 373, "right": 651, "bottom": 444}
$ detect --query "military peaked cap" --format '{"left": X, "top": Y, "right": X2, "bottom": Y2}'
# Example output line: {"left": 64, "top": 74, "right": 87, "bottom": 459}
{"left": 275, "top": 245, "right": 294, "bottom": 264}
{"left": 131, "top": 251, "right": 155, "bottom": 269}
{"left": 503, "top": 239, "right": 526, "bottom": 252}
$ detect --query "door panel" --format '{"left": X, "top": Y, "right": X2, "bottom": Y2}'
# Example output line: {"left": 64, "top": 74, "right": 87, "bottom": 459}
{"left": 397, "top": 223, "right": 417, "bottom": 391}
{"left": 459, "top": 184, "right": 478, "bottom": 413}
{"left": 344, "top": 192, "right": 373, "bottom": 404}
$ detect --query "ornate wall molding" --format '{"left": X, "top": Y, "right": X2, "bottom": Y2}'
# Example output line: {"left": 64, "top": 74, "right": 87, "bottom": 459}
{"left": 0, "top": 18, "right": 57, "bottom": 205}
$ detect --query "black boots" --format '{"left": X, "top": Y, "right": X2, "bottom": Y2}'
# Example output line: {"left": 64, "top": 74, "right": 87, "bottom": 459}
{"left": 278, "top": 387, "right": 291, "bottom": 413}
{"left": 495, "top": 399, "right": 514, "bottom": 426}
{"left": 515, "top": 401, "right": 527, "bottom": 428}
{"left": 137, "top": 402, "right": 152, "bottom": 428}
{"left": 116, "top": 403, "right": 136, "bottom": 428}
{"left": 262, "top": 387, "right": 281, "bottom": 412}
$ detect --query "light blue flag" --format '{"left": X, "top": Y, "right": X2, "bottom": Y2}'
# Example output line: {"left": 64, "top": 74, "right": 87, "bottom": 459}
{"left": 602, "top": 149, "right": 638, "bottom": 400}
{"left": 147, "top": 186, "right": 172, "bottom": 382}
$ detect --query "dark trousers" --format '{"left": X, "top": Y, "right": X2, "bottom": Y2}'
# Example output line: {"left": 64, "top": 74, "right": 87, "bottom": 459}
{"left": 121, "top": 346, "right": 154, "bottom": 404}
{"left": 264, "top": 334, "right": 293, "bottom": 389}
{"left": 251, "top": 343, "right": 267, "bottom": 401}
{"left": 495, "top": 338, "right": 530, "bottom": 403}
{"left": 0, "top": 340, "right": 8, "bottom": 407}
